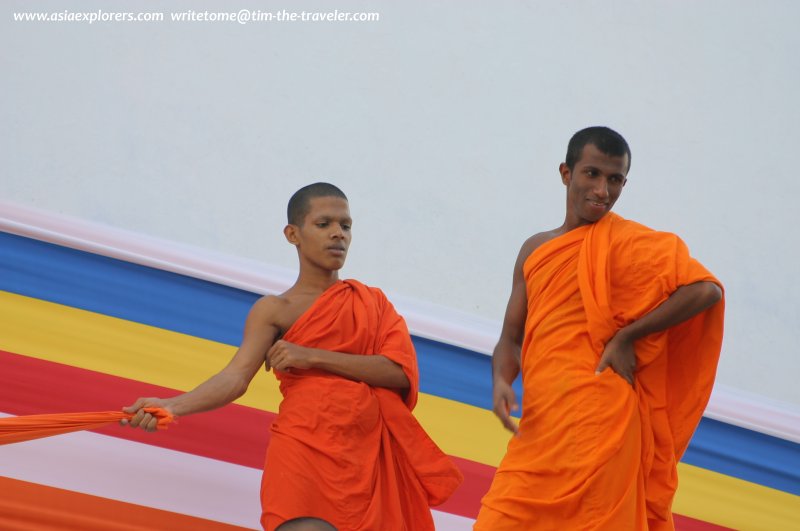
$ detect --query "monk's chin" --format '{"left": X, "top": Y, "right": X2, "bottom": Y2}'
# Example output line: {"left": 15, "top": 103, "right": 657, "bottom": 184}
{"left": 327, "top": 259, "right": 347, "bottom": 270}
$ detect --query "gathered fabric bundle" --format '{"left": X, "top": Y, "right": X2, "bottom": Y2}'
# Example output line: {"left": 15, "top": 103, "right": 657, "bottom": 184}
{"left": 0, "top": 407, "right": 173, "bottom": 445}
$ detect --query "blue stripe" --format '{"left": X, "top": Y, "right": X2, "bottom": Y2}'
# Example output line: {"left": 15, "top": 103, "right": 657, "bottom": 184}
{"left": 0, "top": 231, "right": 526, "bottom": 407}
{"left": 2, "top": 230, "right": 798, "bottom": 493}
{"left": 684, "top": 417, "right": 800, "bottom": 495}
{"left": 415, "top": 336, "right": 524, "bottom": 412}
{"left": 0, "top": 231, "right": 256, "bottom": 345}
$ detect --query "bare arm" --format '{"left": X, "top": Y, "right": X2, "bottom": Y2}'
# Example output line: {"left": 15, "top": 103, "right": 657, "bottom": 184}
{"left": 122, "top": 296, "right": 281, "bottom": 430}
{"left": 491, "top": 237, "right": 540, "bottom": 434}
{"left": 597, "top": 280, "right": 723, "bottom": 385}
{"left": 267, "top": 341, "right": 410, "bottom": 390}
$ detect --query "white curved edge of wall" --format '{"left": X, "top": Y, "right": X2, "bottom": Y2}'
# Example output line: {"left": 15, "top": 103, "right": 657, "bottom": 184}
{"left": 0, "top": 200, "right": 501, "bottom": 354}
{"left": 1, "top": 199, "right": 797, "bottom": 445}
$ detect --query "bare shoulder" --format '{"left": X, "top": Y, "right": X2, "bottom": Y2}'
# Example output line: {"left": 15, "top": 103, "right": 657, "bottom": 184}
{"left": 248, "top": 294, "right": 287, "bottom": 324}
{"left": 517, "top": 229, "right": 561, "bottom": 264}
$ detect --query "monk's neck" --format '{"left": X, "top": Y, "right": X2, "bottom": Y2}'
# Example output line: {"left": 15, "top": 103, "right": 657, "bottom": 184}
{"left": 557, "top": 218, "right": 592, "bottom": 235}
{"left": 558, "top": 211, "right": 614, "bottom": 235}
{"left": 293, "top": 269, "right": 341, "bottom": 293}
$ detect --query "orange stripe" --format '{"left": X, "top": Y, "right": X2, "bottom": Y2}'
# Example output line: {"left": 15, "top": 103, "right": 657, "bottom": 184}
{"left": 0, "top": 476, "right": 255, "bottom": 531}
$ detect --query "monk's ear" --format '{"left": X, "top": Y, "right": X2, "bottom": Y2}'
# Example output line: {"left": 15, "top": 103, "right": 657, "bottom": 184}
{"left": 559, "top": 163, "right": 571, "bottom": 186}
{"left": 284, "top": 224, "right": 299, "bottom": 246}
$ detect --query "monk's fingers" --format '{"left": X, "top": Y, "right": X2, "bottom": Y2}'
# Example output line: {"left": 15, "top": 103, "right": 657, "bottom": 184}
{"left": 267, "top": 344, "right": 286, "bottom": 364}
{"left": 507, "top": 420, "right": 520, "bottom": 435}
{"left": 613, "top": 357, "right": 636, "bottom": 385}
{"left": 267, "top": 340, "right": 285, "bottom": 357}
{"left": 122, "top": 397, "right": 148, "bottom": 414}
{"left": 620, "top": 368, "right": 635, "bottom": 387}
{"left": 272, "top": 350, "right": 297, "bottom": 371}
{"left": 134, "top": 412, "right": 156, "bottom": 432}
{"left": 492, "top": 402, "right": 506, "bottom": 420}
{"left": 500, "top": 414, "right": 519, "bottom": 435}
{"left": 507, "top": 395, "right": 519, "bottom": 412}
{"left": 609, "top": 362, "right": 634, "bottom": 387}
{"left": 497, "top": 385, "right": 518, "bottom": 409}
{"left": 130, "top": 406, "right": 156, "bottom": 428}
{"left": 126, "top": 409, "right": 143, "bottom": 428}
{"left": 493, "top": 402, "right": 516, "bottom": 434}
{"left": 270, "top": 353, "right": 285, "bottom": 370}
{"left": 144, "top": 414, "right": 159, "bottom": 432}
{"left": 273, "top": 359, "right": 289, "bottom": 372}
{"left": 595, "top": 356, "right": 611, "bottom": 375}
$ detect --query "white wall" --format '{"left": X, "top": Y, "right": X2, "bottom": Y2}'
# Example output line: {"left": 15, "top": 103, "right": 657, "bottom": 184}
{"left": 2, "top": 0, "right": 798, "bottom": 405}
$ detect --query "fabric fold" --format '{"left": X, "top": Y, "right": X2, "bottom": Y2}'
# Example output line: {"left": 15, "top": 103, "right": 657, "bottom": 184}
{"left": 0, "top": 407, "right": 174, "bottom": 445}
{"left": 260, "top": 279, "right": 462, "bottom": 531}
{"left": 477, "top": 213, "right": 724, "bottom": 530}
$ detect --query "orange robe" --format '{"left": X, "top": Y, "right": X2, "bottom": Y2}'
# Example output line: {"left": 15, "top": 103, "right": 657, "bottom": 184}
{"left": 260, "top": 280, "right": 462, "bottom": 531}
{"left": 0, "top": 408, "right": 173, "bottom": 445}
{"left": 475, "top": 213, "right": 724, "bottom": 530}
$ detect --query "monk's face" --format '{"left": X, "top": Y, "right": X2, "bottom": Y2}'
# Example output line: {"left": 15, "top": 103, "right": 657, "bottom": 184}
{"left": 560, "top": 143, "right": 628, "bottom": 227}
{"left": 288, "top": 196, "right": 352, "bottom": 271}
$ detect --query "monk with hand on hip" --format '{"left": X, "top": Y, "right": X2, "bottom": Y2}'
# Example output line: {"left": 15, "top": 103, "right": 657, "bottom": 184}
{"left": 475, "top": 127, "right": 724, "bottom": 531}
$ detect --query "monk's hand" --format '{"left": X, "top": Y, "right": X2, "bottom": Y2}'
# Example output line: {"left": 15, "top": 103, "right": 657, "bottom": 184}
{"left": 492, "top": 378, "right": 520, "bottom": 435}
{"left": 267, "top": 340, "right": 314, "bottom": 372}
{"left": 596, "top": 331, "right": 637, "bottom": 386}
{"left": 121, "top": 397, "right": 174, "bottom": 432}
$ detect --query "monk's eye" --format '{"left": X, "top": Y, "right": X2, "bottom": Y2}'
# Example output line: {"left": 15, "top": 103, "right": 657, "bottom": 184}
{"left": 316, "top": 222, "right": 329, "bottom": 228}
{"left": 342, "top": 224, "right": 351, "bottom": 231}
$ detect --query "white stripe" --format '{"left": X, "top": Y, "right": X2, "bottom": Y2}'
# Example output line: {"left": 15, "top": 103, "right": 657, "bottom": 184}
{"left": 0, "top": 413, "right": 474, "bottom": 530}
{"left": 706, "top": 384, "right": 800, "bottom": 444}
{"left": 432, "top": 510, "right": 476, "bottom": 530}
{"left": 0, "top": 413, "right": 262, "bottom": 528}
{"left": 2, "top": 200, "right": 798, "bottom": 444}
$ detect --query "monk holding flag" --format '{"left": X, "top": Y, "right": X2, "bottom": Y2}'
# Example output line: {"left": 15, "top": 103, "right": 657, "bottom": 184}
{"left": 123, "top": 183, "right": 462, "bottom": 531}
{"left": 475, "top": 127, "right": 724, "bottom": 530}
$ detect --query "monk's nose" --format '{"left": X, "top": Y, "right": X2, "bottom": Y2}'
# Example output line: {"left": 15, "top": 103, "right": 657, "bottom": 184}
{"left": 595, "top": 179, "right": 610, "bottom": 199}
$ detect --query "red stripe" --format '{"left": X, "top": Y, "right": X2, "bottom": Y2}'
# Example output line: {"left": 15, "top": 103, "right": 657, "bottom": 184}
{"left": 0, "top": 350, "right": 490, "bottom": 518}
{"left": 0, "top": 349, "right": 273, "bottom": 468}
{"left": 674, "top": 514, "right": 734, "bottom": 531}
{"left": 437, "top": 457, "right": 492, "bottom": 518}
{"left": 0, "top": 350, "right": 731, "bottom": 526}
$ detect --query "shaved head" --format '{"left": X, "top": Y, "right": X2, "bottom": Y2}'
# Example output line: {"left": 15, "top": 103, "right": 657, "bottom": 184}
{"left": 287, "top": 183, "right": 348, "bottom": 226}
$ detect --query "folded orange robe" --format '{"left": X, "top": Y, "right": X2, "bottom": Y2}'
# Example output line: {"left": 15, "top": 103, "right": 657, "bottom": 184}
{"left": 475, "top": 213, "right": 724, "bottom": 531}
{"left": 0, "top": 407, "right": 173, "bottom": 445}
{"left": 260, "top": 280, "right": 463, "bottom": 531}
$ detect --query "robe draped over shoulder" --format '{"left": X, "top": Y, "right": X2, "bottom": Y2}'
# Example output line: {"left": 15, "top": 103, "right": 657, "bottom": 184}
{"left": 475, "top": 213, "right": 724, "bottom": 531}
{"left": 261, "top": 279, "right": 462, "bottom": 531}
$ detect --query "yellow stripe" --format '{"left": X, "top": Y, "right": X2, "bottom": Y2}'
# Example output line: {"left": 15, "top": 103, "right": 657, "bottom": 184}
{"left": 0, "top": 291, "right": 510, "bottom": 466}
{"left": 674, "top": 462, "right": 800, "bottom": 531}
{"left": 6, "top": 291, "right": 796, "bottom": 529}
